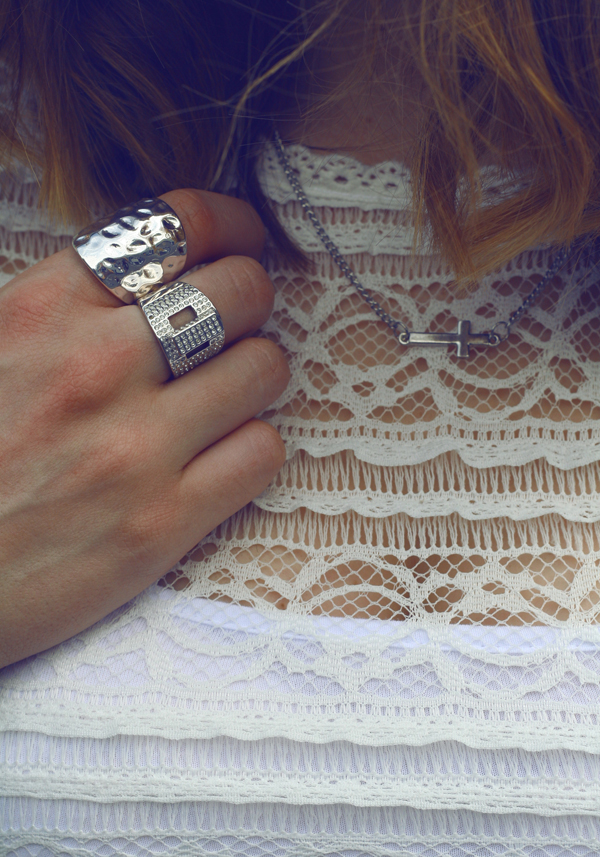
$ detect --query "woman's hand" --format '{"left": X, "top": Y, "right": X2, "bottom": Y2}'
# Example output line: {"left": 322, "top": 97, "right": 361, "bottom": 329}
{"left": 0, "top": 189, "right": 290, "bottom": 669}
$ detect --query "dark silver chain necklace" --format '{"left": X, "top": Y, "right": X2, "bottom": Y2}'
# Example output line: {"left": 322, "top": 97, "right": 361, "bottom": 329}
{"left": 273, "top": 131, "right": 569, "bottom": 358}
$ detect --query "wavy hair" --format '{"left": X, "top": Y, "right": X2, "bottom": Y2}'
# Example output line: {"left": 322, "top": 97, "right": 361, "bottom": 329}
{"left": 0, "top": 0, "right": 599, "bottom": 280}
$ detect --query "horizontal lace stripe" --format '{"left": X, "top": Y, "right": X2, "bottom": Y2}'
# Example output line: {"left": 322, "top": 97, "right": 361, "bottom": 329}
{"left": 257, "top": 449, "right": 600, "bottom": 521}
{"left": 3, "top": 593, "right": 600, "bottom": 751}
{"left": 3, "top": 731, "right": 600, "bottom": 813}
{"left": 3, "top": 798, "right": 600, "bottom": 857}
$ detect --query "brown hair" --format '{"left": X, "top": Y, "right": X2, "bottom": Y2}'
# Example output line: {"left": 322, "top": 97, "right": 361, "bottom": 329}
{"left": 0, "top": 0, "right": 599, "bottom": 280}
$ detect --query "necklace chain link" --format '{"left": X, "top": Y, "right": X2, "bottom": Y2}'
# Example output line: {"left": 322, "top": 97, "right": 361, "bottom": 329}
{"left": 273, "top": 131, "right": 569, "bottom": 354}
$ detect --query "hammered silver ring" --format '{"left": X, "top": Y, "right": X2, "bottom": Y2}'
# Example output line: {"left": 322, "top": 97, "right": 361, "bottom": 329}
{"left": 72, "top": 198, "right": 187, "bottom": 303}
{"left": 139, "top": 282, "right": 225, "bottom": 377}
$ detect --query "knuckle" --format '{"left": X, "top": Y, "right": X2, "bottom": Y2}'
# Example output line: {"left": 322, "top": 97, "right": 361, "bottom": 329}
{"left": 109, "top": 308, "right": 153, "bottom": 367}
{"left": 119, "top": 502, "right": 170, "bottom": 560}
{"left": 242, "top": 337, "right": 290, "bottom": 388}
{"left": 236, "top": 198, "right": 266, "bottom": 244}
{"left": 163, "top": 188, "right": 219, "bottom": 253}
{"left": 243, "top": 419, "right": 287, "bottom": 472}
{"left": 42, "top": 313, "right": 145, "bottom": 418}
{"left": 0, "top": 279, "right": 67, "bottom": 341}
{"left": 82, "top": 420, "right": 149, "bottom": 489}
{"left": 49, "top": 345, "right": 118, "bottom": 416}
{"left": 100, "top": 430, "right": 140, "bottom": 479}
{"left": 161, "top": 188, "right": 265, "bottom": 258}
{"left": 229, "top": 256, "right": 274, "bottom": 320}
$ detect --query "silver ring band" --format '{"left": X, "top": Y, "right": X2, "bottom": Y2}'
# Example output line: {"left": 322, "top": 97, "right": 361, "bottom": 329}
{"left": 139, "top": 282, "right": 225, "bottom": 377}
{"left": 72, "top": 198, "right": 187, "bottom": 303}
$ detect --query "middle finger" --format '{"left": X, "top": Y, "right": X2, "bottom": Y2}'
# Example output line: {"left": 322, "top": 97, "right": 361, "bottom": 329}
{"left": 113, "top": 253, "right": 276, "bottom": 384}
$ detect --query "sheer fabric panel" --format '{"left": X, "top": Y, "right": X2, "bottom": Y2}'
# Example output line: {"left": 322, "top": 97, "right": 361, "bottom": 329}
{"left": 1, "top": 144, "right": 599, "bottom": 851}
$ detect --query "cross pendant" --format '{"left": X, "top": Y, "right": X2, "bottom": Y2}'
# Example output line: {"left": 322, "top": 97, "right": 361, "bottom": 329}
{"left": 402, "top": 320, "right": 491, "bottom": 358}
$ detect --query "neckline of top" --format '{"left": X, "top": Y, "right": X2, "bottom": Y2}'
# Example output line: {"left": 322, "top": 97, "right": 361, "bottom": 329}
{"left": 258, "top": 138, "right": 526, "bottom": 212}
{"left": 258, "top": 138, "right": 413, "bottom": 210}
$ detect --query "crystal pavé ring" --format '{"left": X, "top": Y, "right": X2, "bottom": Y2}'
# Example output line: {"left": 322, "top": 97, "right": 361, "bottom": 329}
{"left": 72, "top": 197, "right": 187, "bottom": 303}
{"left": 138, "top": 282, "right": 225, "bottom": 377}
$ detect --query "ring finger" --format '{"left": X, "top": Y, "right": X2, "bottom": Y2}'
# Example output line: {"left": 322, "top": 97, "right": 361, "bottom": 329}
{"left": 152, "top": 334, "right": 290, "bottom": 468}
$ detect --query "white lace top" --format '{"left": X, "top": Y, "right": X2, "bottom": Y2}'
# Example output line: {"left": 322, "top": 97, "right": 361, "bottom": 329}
{"left": 1, "top": 142, "right": 600, "bottom": 856}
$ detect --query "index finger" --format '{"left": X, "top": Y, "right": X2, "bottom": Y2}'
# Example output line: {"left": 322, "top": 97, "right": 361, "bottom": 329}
{"left": 58, "top": 188, "right": 267, "bottom": 308}
{"left": 160, "top": 188, "right": 266, "bottom": 269}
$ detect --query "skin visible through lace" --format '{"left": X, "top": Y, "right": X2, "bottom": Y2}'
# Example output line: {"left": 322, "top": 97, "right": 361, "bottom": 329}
{"left": 156, "top": 195, "right": 600, "bottom": 625}
{"left": 1, "top": 167, "right": 599, "bottom": 627}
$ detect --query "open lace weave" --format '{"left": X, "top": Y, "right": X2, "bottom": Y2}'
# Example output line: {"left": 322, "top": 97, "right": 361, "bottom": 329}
{"left": 1, "top": 141, "right": 600, "bottom": 855}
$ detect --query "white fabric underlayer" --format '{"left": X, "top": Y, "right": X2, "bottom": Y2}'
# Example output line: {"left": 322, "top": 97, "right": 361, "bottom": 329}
{"left": 3, "top": 799, "right": 600, "bottom": 857}
{"left": 3, "top": 593, "right": 600, "bottom": 751}
{"left": 0, "top": 142, "right": 599, "bottom": 855}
